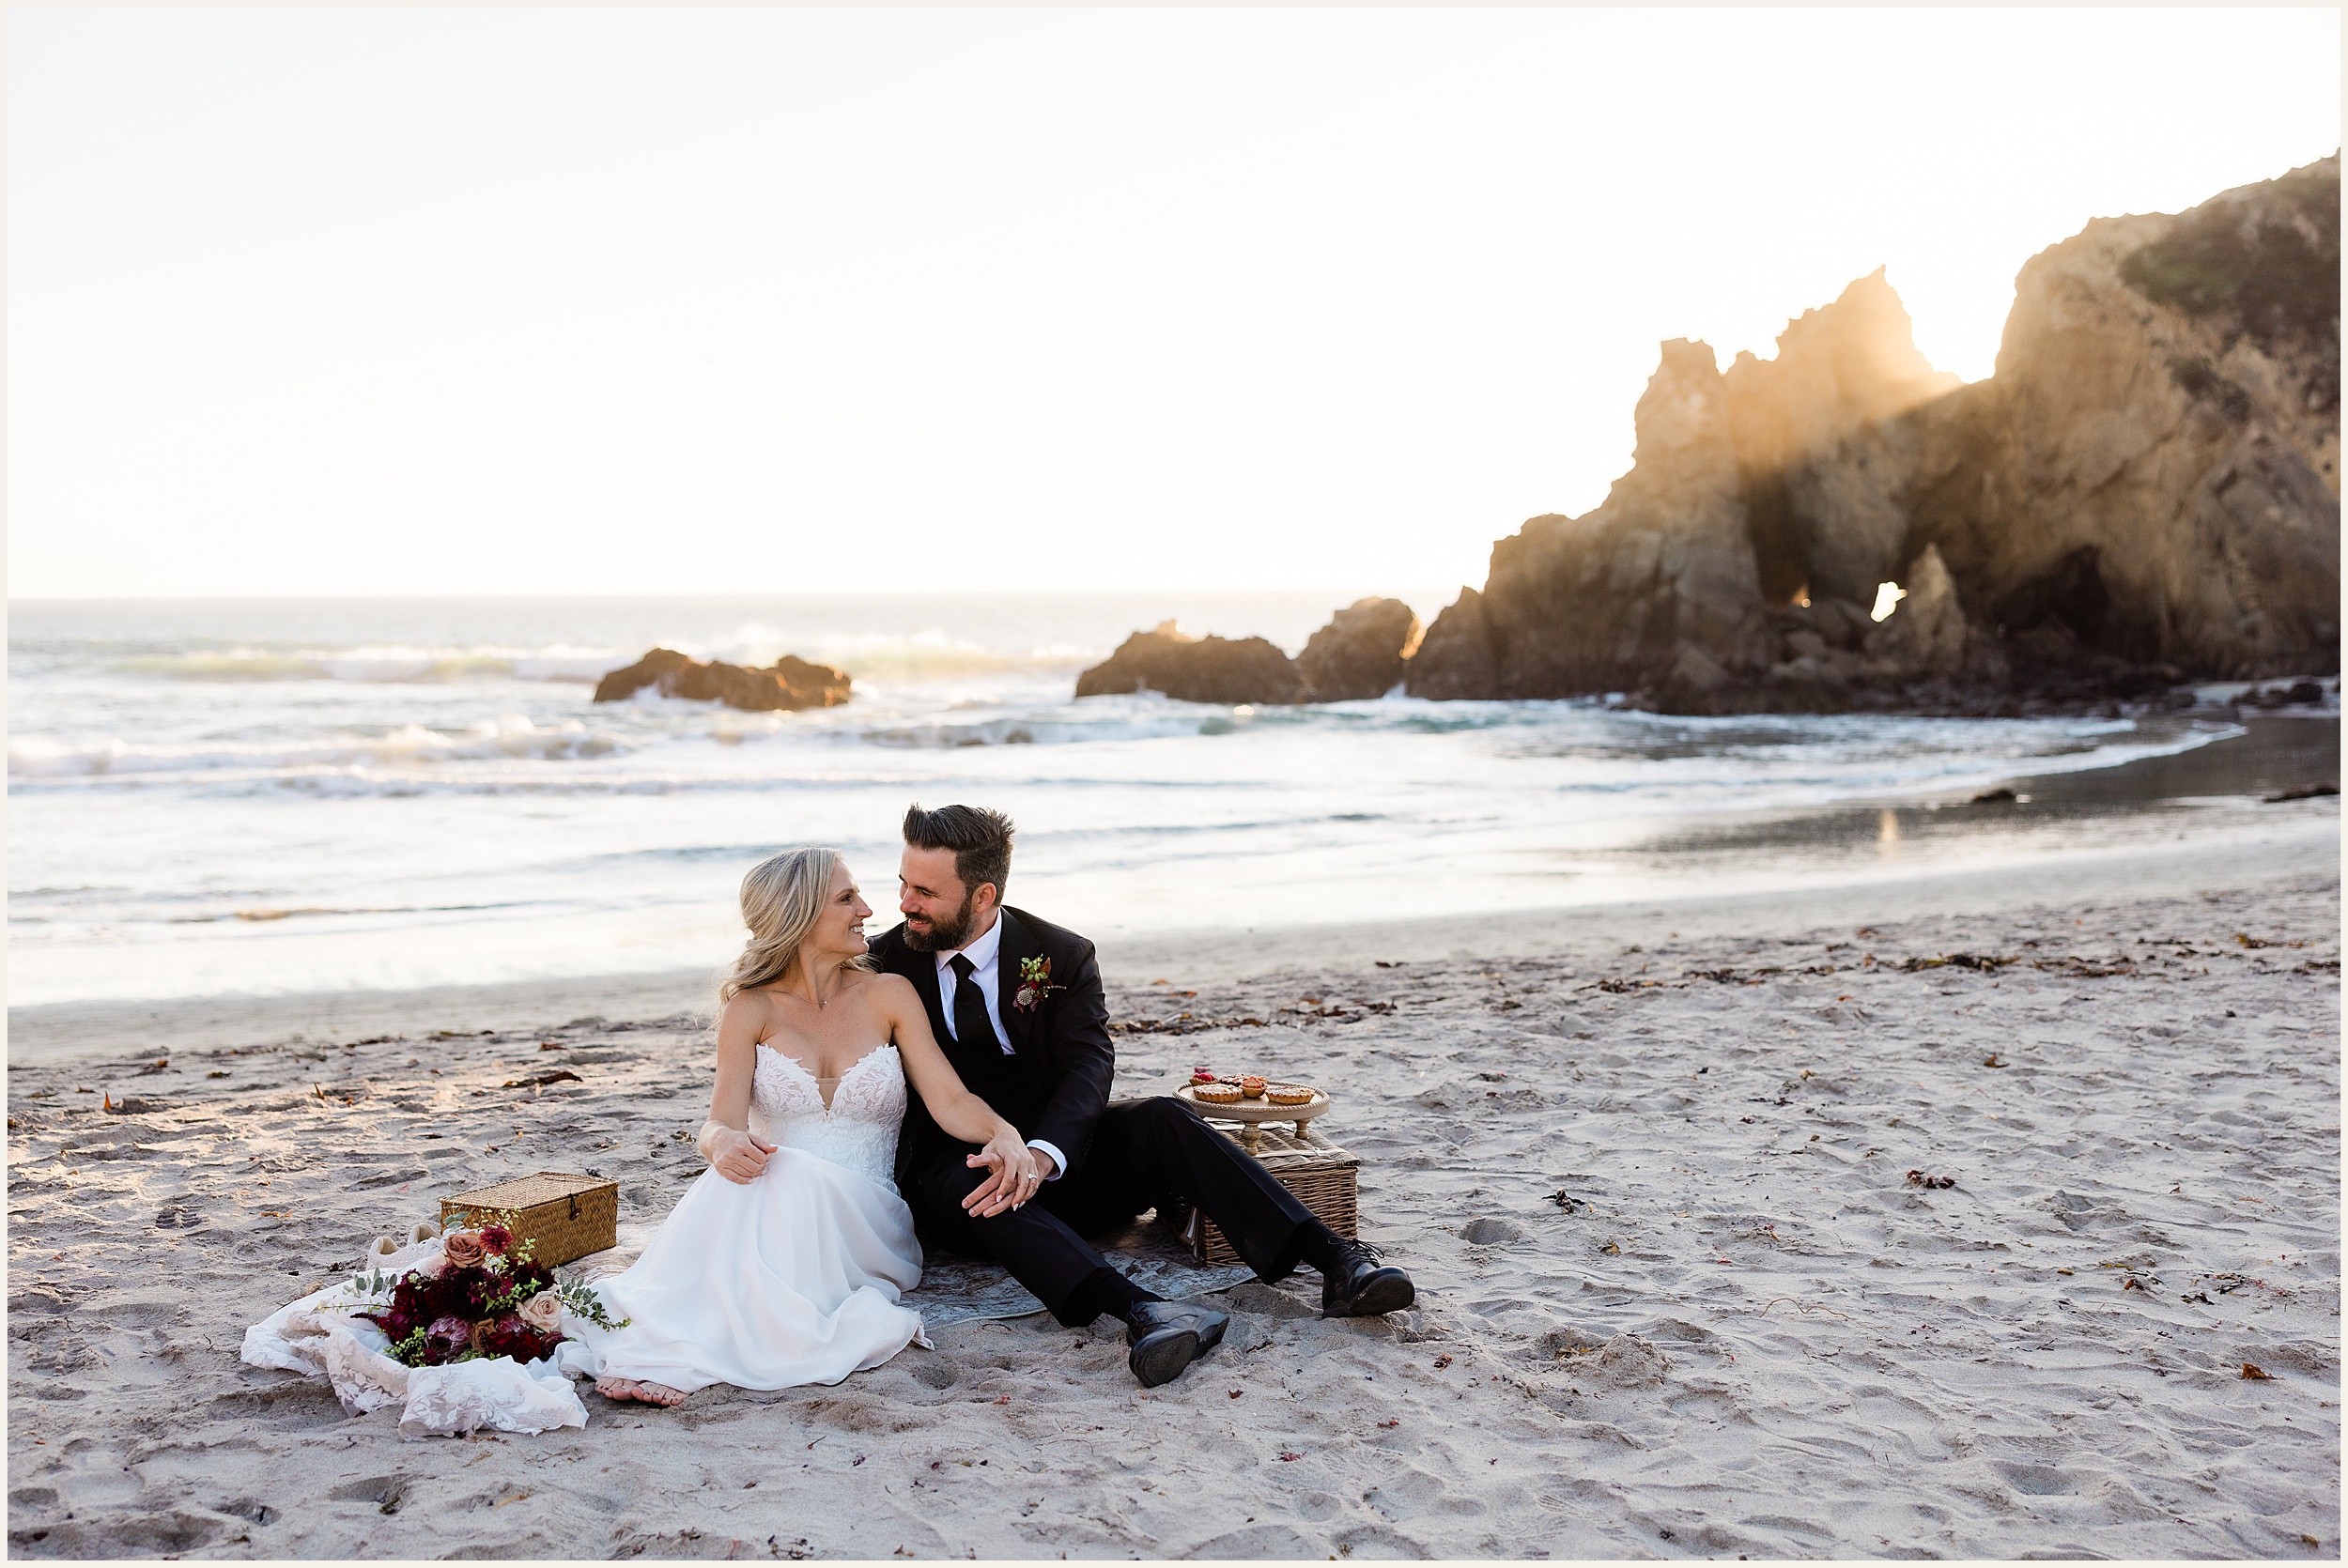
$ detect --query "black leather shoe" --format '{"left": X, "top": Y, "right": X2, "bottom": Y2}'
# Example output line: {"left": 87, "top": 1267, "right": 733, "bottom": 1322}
{"left": 1124, "top": 1300, "right": 1229, "bottom": 1388}
{"left": 1321, "top": 1239, "right": 1415, "bottom": 1317}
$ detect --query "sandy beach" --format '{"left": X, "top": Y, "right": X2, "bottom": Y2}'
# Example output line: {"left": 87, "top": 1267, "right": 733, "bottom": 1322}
{"left": 11, "top": 10, "right": 2340, "bottom": 1559}
{"left": 7, "top": 787, "right": 2339, "bottom": 1560}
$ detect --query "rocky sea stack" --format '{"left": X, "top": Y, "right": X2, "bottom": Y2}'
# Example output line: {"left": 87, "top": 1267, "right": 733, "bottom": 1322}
{"left": 1082, "top": 157, "right": 2340, "bottom": 715}
{"left": 1074, "top": 600, "right": 1426, "bottom": 706}
{"left": 1074, "top": 623, "right": 1306, "bottom": 705}
{"left": 594, "top": 649, "right": 853, "bottom": 712}
{"left": 1297, "top": 598, "right": 1425, "bottom": 700}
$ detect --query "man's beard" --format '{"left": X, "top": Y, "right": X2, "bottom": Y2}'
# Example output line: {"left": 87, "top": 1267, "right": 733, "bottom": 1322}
{"left": 904, "top": 888, "right": 978, "bottom": 953}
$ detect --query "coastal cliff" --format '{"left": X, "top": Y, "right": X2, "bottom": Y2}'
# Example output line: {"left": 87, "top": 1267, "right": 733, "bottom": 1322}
{"left": 1897, "top": 155, "right": 2340, "bottom": 681}
{"left": 1398, "top": 154, "right": 2340, "bottom": 714}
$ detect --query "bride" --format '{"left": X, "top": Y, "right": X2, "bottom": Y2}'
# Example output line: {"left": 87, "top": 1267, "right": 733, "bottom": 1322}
{"left": 564, "top": 847, "right": 1041, "bottom": 1405}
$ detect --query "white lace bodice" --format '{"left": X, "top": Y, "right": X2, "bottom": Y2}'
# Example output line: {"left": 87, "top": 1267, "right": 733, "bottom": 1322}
{"left": 749, "top": 1043, "right": 904, "bottom": 1191}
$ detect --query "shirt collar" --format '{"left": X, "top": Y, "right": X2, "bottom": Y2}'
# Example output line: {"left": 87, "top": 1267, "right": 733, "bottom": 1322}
{"left": 936, "top": 911, "right": 1004, "bottom": 975}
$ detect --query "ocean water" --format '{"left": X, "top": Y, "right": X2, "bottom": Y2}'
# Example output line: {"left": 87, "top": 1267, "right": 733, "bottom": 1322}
{"left": 8, "top": 595, "right": 2230, "bottom": 1007}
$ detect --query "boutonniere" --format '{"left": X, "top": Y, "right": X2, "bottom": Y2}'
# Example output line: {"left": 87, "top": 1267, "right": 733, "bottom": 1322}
{"left": 1012, "top": 956, "right": 1064, "bottom": 1012}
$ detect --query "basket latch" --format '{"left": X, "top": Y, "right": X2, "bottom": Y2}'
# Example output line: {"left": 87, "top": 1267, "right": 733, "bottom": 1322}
{"left": 568, "top": 1192, "right": 580, "bottom": 1221}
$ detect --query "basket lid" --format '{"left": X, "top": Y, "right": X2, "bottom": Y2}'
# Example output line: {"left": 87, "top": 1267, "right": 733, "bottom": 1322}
{"left": 445, "top": 1171, "right": 615, "bottom": 1209}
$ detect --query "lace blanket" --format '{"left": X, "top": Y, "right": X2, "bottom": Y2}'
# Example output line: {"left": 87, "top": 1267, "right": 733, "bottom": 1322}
{"left": 569, "top": 1215, "right": 1257, "bottom": 1328}
{"left": 239, "top": 1235, "right": 587, "bottom": 1439}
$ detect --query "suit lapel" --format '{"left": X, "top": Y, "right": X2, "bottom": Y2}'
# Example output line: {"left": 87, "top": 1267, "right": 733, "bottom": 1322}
{"left": 994, "top": 909, "right": 1051, "bottom": 1095}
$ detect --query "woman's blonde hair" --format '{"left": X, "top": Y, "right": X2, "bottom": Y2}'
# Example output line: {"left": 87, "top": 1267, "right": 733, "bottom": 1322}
{"left": 718, "top": 847, "right": 873, "bottom": 1007}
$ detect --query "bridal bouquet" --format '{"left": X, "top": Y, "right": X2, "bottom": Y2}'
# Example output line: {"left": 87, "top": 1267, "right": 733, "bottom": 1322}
{"left": 352, "top": 1218, "right": 626, "bottom": 1369}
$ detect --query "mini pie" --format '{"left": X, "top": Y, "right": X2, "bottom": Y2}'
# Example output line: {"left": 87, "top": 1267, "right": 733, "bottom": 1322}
{"left": 1189, "top": 1069, "right": 1220, "bottom": 1085}
{"left": 1265, "top": 1084, "right": 1314, "bottom": 1106}
{"left": 1239, "top": 1075, "right": 1269, "bottom": 1099}
{"left": 1192, "top": 1082, "right": 1244, "bottom": 1104}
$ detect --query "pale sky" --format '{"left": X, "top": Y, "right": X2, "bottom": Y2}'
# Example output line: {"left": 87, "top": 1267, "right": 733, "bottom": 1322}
{"left": 8, "top": 7, "right": 2340, "bottom": 600}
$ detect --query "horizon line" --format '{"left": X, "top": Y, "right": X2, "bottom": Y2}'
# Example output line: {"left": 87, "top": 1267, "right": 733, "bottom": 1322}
{"left": 7, "top": 586, "right": 1470, "bottom": 605}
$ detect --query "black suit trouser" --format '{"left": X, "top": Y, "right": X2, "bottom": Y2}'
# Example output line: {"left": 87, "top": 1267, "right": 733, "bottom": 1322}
{"left": 909, "top": 1096, "right": 1319, "bottom": 1326}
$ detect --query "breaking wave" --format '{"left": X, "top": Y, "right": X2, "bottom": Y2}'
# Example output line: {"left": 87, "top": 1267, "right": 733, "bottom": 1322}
{"left": 114, "top": 645, "right": 626, "bottom": 684}
{"left": 106, "top": 634, "right": 1101, "bottom": 689}
{"left": 8, "top": 715, "right": 628, "bottom": 778}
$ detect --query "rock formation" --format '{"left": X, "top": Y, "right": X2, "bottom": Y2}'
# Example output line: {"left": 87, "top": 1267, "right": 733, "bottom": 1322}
{"left": 1073, "top": 622, "right": 1306, "bottom": 705}
{"left": 593, "top": 649, "right": 853, "bottom": 712}
{"left": 1074, "top": 160, "right": 2336, "bottom": 715}
{"left": 1403, "top": 155, "right": 2340, "bottom": 713}
{"left": 1892, "top": 155, "right": 2339, "bottom": 681}
{"left": 1072, "top": 599, "right": 1425, "bottom": 707}
{"left": 1400, "top": 588, "right": 1497, "bottom": 700}
{"left": 1726, "top": 269, "right": 1966, "bottom": 610}
{"left": 1295, "top": 597, "right": 1423, "bottom": 700}
{"left": 1405, "top": 271, "right": 1971, "bottom": 710}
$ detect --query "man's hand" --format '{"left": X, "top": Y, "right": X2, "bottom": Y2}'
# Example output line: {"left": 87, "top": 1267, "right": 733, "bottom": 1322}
{"left": 707, "top": 1128, "right": 777, "bottom": 1185}
{"left": 963, "top": 1131, "right": 1042, "bottom": 1218}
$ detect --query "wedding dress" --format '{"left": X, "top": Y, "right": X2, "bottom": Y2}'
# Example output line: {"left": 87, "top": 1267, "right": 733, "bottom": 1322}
{"left": 243, "top": 1041, "right": 928, "bottom": 1436}
{"left": 556, "top": 1042, "right": 930, "bottom": 1392}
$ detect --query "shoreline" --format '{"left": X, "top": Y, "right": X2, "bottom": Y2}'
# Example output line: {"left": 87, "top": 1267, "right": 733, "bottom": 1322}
{"left": 11, "top": 716, "right": 2335, "bottom": 1069}
{"left": 9, "top": 815, "right": 2334, "bottom": 1071}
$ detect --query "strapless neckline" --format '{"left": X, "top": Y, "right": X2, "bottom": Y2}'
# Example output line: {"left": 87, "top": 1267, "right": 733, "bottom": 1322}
{"left": 757, "top": 1041, "right": 897, "bottom": 1115}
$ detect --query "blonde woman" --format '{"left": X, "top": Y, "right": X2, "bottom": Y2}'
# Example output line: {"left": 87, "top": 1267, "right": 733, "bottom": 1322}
{"left": 561, "top": 848, "right": 1038, "bottom": 1406}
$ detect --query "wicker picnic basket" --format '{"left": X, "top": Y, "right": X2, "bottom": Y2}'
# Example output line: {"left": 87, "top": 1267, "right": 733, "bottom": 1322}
{"left": 1168, "top": 1121, "right": 1359, "bottom": 1267}
{"left": 440, "top": 1172, "right": 618, "bottom": 1268}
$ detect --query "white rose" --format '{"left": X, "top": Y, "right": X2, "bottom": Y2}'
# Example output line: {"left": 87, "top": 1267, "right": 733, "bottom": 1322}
{"left": 518, "top": 1290, "right": 565, "bottom": 1333}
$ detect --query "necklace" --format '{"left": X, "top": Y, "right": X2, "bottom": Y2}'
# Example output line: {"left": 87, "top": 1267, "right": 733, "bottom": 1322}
{"left": 781, "top": 960, "right": 848, "bottom": 1010}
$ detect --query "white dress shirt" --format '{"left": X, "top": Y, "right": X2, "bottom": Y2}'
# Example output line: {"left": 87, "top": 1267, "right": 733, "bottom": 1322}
{"left": 935, "top": 915, "right": 1066, "bottom": 1180}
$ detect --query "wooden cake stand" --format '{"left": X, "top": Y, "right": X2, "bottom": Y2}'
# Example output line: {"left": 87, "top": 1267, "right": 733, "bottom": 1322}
{"left": 1176, "top": 1084, "right": 1331, "bottom": 1151}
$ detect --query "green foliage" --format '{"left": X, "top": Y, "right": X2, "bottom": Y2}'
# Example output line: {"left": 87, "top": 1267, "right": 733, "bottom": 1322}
{"left": 2121, "top": 161, "right": 2340, "bottom": 355}
{"left": 2166, "top": 355, "right": 2252, "bottom": 420}
{"left": 553, "top": 1275, "right": 630, "bottom": 1331}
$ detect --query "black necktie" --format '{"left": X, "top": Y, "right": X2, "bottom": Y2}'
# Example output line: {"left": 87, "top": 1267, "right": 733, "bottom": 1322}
{"left": 948, "top": 954, "right": 999, "bottom": 1056}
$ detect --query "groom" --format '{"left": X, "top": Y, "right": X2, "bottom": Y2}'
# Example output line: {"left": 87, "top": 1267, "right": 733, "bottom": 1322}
{"left": 870, "top": 803, "right": 1415, "bottom": 1387}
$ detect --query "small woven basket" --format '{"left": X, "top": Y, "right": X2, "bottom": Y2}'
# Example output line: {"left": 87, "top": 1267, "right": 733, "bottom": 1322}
{"left": 1168, "top": 1121, "right": 1359, "bottom": 1267}
{"left": 441, "top": 1172, "right": 618, "bottom": 1268}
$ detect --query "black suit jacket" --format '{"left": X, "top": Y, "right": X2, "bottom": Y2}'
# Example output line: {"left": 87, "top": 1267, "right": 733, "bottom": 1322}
{"left": 870, "top": 905, "right": 1117, "bottom": 1196}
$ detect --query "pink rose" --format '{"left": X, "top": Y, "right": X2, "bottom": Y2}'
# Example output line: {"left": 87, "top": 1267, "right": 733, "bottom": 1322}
{"left": 440, "top": 1231, "right": 487, "bottom": 1270}
{"left": 518, "top": 1290, "right": 564, "bottom": 1333}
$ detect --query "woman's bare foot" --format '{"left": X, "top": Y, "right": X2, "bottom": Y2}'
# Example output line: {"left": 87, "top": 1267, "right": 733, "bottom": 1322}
{"left": 595, "top": 1376, "right": 686, "bottom": 1407}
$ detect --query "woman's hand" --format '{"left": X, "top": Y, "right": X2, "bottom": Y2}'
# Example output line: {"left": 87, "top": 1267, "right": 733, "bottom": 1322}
{"left": 704, "top": 1126, "right": 778, "bottom": 1185}
{"left": 962, "top": 1126, "right": 1041, "bottom": 1217}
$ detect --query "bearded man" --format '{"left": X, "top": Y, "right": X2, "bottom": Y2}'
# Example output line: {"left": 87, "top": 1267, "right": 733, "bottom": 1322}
{"left": 867, "top": 803, "right": 1415, "bottom": 1387}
